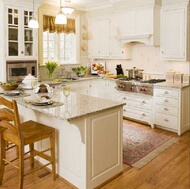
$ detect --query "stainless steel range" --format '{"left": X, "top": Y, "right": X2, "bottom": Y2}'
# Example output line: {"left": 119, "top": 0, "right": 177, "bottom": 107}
{"left": 116, "top": 79, "right": 166, "bottom": 96}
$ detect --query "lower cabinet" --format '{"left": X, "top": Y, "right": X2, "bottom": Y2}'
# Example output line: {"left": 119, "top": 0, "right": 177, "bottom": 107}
{"left": 69, "top": 80, "right": 89, "bottom": 95}
{"left": 154, "top": 86, "right": 190, "bottom": 135}
{"left": 120, "top": 91, "right": 153, "bottom": 127}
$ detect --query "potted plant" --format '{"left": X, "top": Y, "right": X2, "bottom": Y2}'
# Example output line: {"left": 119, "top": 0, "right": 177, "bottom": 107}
{"left": 45, "top": 61, "right": 58, "bottom": 80}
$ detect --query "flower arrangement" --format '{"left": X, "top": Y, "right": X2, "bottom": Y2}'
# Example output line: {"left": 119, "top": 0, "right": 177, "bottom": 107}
{"left": 45, "top": 61, "right": 58, "bottom": 80}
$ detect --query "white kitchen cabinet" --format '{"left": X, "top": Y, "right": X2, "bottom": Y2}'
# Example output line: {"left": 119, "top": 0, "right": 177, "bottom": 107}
{"left": 88, "top": 17, "right": 131, "bottom": 59}
{"left": 120, "top": 92, "right": 153, "bottom": 127}
{"left": 109, "top": 17, "right": 132, "bottom": 59}
{"left": 117, "top": 5, "right": 160, "bottom": 46}
{"left": 88, "top": 18, "right": 110, "bottom": 58}
{"left": 5, "top": 5, "right": 38, "bottom": 60}
{"left": 160, "top": 2, "right": 190, "bottom": 61}
{"left": 69, "top": 80, "right": 89, "bottom": 95}
{"left": 88, "top": 79, "right": 100, "bottom": 98}
{"left": 154, "top": 86, "right": 190, "bottom": 135}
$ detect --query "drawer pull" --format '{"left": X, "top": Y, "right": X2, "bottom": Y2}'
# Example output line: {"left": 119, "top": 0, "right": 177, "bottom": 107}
{"left": 142, "top": 113, "right": 146, "bottom": 116}
{"left": 164, "top": 118, "right": 169, "bottom": 122}
{"left": 164, "top": 99, "right": 169, "bottom": 103}
{"left": 164, "top": 91, "right": 169, "bottom": 95}
{"left": 164, "top": 107, "right": 169, "bottom": 111}
{"left": 123, "top": 97, "right": 127, "bottom": 100}
{"left": 142, "top": 100, "right": 146, "bottom": 104}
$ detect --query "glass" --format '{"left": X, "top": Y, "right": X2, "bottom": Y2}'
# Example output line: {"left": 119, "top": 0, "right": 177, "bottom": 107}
{"left": 31, "top": 80, "right": 38, "bottom": 94}
{"left": 63, "top": 85, "right": 71, "bottom": 97}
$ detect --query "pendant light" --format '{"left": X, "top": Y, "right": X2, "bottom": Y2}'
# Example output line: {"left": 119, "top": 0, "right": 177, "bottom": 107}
{"left": 61, "top": 0, "right": 75, "bottom": 15}
{"left": 55, "top": 0, "right": 67, "bottom": 24}
{"left": 28, "top": 0, "right": 39, "bottom": 28}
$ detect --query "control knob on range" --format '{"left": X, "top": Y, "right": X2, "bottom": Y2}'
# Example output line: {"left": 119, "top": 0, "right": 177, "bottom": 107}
{"left": 130, "top": 86, "right": 135, "bottom": 91}
{"left": 118, "top": 84, "right": 124, "bottom": 89}
{"left": 140, "top": 87, "right": 148, "bottom": 92}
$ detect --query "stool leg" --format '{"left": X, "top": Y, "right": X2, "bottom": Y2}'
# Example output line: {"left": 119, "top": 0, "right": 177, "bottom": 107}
{"left": 29, "top": 143, "right": 34, "bottom": 168}
{"left": 0, "top": 134, "right": 5, "bottom": 185}
{"left": 18, "top": 144, "right": 24, "bottom": 189}
{"left": 50, "top": 131, "right": 56, "bottom": 181}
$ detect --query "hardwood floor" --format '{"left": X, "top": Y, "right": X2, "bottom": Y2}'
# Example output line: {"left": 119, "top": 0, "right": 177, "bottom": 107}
{"left": 0, "top": 119, "right": 189, "bottom": 189}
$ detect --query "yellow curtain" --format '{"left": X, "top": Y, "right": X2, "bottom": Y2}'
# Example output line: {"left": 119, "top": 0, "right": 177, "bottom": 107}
{"left": 43, "top": 15, "right": 76, "bottom": 34}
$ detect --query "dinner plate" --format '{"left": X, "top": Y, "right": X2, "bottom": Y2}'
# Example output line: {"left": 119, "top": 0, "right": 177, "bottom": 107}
{"left": 31, "top": 101, "right": 53, "bottom": 106}
{"left": 4, "top": 90, "right": 20, "bottom": 96}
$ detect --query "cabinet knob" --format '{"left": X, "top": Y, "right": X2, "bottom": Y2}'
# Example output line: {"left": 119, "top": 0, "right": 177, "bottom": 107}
{"left": 164, "top": 118, "right": 169, "bottom": 122}
{"left": 142, "top": 113, "right": 146, "bottom": 116}
{"left": 142, "top": 100, "right": 146, "bottom": 104}
{"left": 21, "top": 51, "right": 24, "bottom": 54}
{"left": 164, "top": 99, "right": 169, "bottom": 103}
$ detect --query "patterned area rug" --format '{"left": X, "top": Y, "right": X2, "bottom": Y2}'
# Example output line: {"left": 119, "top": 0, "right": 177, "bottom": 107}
{"left": 123, "top": 124, "right": 179, "bottom": 169}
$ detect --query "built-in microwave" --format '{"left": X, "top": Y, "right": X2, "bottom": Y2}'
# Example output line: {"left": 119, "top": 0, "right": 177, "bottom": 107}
{"left": 6, "top": 60, "right": 37, "bottom": 82}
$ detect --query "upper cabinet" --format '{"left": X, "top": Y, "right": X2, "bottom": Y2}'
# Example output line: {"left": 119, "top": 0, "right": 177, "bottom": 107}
{"left": 88, "top": 16, "right": 132, "bottom": 59}
{"left": 160, "top": 2, "right": 190, "bottom": 61}
{"left": 88, "top": 18, "right": 110, "bottom": 58}
{"left": 5, "top": 6, "right": 38, "bottom": 60}
{"left": 116, "top": 5, "right": 160, "bottom": 46}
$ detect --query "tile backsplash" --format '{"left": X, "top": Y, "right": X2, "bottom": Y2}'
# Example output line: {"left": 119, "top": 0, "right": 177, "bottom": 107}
{"left": 105, "top": 44, "right": 190, "bottom": 78}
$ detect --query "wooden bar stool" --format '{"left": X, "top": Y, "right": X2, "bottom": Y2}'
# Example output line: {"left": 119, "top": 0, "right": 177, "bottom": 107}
{"left": 0, "top": 96, "right": 56, "bottom": 189}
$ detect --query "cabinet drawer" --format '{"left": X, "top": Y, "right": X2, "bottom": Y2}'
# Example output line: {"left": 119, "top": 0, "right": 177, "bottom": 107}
{"left": 123, "top": 107, "right": 151, "bottom": 122}
{"left": 155, "top": 88, "right": 179, "bottom": 97}
{"left": 123, "top": 97, "right": 151, "bottom": 109}
{"left": 155, "top": 104, "right": 179, "bottom": 115}
{"left": 155, "top": 96, "right": 179, "bottom": 106}
{"left": 155, "top": 112, "right": 178, "bottom": 129}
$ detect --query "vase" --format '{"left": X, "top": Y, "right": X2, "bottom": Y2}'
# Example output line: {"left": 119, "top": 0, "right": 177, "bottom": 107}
{"left": 48, "top": 72, "right": 54, "bottom": 80}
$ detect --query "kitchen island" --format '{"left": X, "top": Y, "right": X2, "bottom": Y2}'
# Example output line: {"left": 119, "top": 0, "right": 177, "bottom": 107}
{"left": 14, "top": 92, "right": 125, "bottom": 189}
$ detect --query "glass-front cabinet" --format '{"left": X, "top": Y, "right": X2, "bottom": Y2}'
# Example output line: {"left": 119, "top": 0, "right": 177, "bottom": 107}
{"left": 6, "top": 6, "right": 37, "bottom": 59}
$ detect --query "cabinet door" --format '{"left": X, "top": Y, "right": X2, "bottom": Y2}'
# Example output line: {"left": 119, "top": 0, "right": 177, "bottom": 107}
{"left": 161, "top": 8, "right": 186, "bottom": 60}
{"left": 6, "top": 6, "right": 37, "bottom": 59}
{"left": 88, "top": 19, "right": 110, "bottom": 58}
{"left": 110, "top": 17, "right": 131, "bottom": 59}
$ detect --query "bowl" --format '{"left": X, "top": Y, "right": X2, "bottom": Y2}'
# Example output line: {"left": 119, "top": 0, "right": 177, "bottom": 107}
{"left": 1, "top": 84, "right": 19, "bottom": 91}
{"left": 98, "top": 74, "right": 106, "bottom": 78}
{"left": 76, "top": 72, "right": 86, "bottom": 77}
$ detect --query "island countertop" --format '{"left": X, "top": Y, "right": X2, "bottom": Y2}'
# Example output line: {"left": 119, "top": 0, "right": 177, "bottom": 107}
{"left": 15, "top": 92, "right": 125, "bottom": 121}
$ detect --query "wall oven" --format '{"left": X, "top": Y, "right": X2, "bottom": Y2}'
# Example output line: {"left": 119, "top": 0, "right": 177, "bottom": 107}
{"left": 6, "top": 60, "right": 37, "bottom": 82}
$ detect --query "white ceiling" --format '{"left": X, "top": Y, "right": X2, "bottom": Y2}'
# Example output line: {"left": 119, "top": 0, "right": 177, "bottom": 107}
{"left": 43, "top": 0, "right": 120, "bottom": 9}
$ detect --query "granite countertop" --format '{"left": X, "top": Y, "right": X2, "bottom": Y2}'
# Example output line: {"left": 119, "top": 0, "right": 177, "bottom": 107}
{"left": 14, "top": 92, "right": 125, "bottom": 121}
{"left": 154, "top": 82, "right": 190, "bottom": 89}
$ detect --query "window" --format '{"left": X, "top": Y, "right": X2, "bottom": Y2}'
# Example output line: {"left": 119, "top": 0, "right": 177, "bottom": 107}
{"left": 43, "top": 31, "right": 75, "bottom": 64}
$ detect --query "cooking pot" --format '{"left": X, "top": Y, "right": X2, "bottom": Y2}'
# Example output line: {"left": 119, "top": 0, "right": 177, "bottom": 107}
{"left": 126, "top": 67, "right": 143, "bottom": 79}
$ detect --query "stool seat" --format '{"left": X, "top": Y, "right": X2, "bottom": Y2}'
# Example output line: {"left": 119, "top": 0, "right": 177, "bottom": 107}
{"left": 0, "top": 96, "right": 56, "bottom": 189}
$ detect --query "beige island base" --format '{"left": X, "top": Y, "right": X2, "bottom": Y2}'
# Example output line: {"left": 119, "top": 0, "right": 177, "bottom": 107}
{"left": 16, "top": 92, "right": 124, "bottom": 189}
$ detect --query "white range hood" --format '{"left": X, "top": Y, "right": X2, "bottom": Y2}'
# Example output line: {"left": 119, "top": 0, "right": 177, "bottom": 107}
{"left": 115, "top": 34, "right": 153, "bottom": 46}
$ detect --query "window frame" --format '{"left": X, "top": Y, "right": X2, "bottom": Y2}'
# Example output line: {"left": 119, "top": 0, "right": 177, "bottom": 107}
{"left": 38, "top": 5, "right": 80, "bottom": 65}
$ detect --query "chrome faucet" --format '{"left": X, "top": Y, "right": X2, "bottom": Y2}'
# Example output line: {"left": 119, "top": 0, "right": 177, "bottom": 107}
{"left": 58, "top": 68, "right": 71, "bottom": 79}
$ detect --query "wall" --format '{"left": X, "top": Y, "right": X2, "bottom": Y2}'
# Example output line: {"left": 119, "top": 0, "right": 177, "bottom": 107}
{"left": 105, "top": 44, "right": 190, "bottom": 78}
